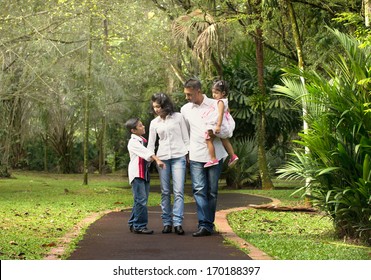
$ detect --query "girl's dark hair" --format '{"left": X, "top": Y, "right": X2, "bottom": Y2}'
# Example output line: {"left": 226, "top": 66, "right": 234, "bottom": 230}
{"left": 125, "top": 117, "right": 140, "bottom": 132}
{"left": 212, "top": 80, "right": 229, "bottom": 96}
{"left": 150, "top": 93, "right": 175, "bottom": 116}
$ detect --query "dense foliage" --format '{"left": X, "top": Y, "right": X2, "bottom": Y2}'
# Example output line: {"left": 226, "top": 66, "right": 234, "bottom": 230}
{"left": 1, "top": 0, "right": 370, "bottom": 243}
{"left": 276, "top": 30, "right": 371, "bottom": 244}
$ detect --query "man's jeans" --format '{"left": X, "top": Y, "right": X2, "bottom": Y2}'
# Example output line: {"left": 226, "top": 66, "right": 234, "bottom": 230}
{"left": 158, "top": 156, "right": 186, "bottom": 226}
{"left": 189, "top": 160, "right": 223, "bottom": 232}
{"left": 128, "top": 178, "right": 150, "bottom": 230}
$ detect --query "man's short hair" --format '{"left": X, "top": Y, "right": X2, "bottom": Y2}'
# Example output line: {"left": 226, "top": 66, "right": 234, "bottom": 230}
{"left": 184, "top": 78, "right": 201, "bottom": 90}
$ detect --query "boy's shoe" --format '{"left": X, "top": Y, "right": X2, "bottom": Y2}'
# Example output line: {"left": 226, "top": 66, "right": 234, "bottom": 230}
{"left": 228, "top": 154, "right": 239, "bottom": 167}
{"left": 204, "top": 159, "right": 219, "bottom": 168}
{"left": 134, "top": 227, "right": 154, "bottom": 234}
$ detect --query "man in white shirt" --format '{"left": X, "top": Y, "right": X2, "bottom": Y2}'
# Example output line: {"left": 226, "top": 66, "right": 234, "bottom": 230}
{"left": 181, "top": 78, "right": 228, "bottom": 237}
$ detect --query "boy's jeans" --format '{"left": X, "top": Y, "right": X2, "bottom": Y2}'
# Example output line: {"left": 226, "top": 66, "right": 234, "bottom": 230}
{"left": 128, "top": 178, "right": 150, "bottom": 229}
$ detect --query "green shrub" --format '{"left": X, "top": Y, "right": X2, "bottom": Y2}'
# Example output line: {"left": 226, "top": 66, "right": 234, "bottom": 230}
{"left": 276, "top": 29, "right": 371, "bottom": 245}
{"left": 222, "top": 138, "right": 283, "bottom": 188}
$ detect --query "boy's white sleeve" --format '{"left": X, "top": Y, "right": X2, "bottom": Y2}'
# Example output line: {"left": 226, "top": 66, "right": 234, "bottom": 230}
{"left": 128, "top": 139, "right": 154, "bottom": 162}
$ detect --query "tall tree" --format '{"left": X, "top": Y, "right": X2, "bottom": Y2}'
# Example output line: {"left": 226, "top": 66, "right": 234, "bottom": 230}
{"left": 83, "top": 12, "right": 93, "bottom": 185}
{"left": 250, "top": 1, "right": 275, "bottom": 189}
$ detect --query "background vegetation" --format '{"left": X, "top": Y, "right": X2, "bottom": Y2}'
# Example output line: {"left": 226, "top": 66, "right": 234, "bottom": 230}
{"left": 1, "top": 0, "right": 370, "bottom": 248}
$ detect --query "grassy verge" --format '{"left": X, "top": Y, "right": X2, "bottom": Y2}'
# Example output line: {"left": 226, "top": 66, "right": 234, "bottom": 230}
{"left": 0, "top": 171, "right": 170, "bottom": 260}
{"left": 226, "top": 180, "right": 371, "bottom": 260}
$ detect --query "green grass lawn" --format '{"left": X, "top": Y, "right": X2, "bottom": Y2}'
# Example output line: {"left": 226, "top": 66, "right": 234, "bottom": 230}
{"left": 225, "top": 182, "right": 371, "bottom": 260}
{"left": 0, "top": 171, "right": 165, "bottom": 260}
{"left": 228, "top": 208, "right": 370, "bottom": 259}
{"left": 0, "top": 172, "right": 370, "bottom": 260}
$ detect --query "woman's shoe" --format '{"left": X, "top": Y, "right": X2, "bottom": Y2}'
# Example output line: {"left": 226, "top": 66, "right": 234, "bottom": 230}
{"left": 174, "top": 226, "right": 185, "bottom": 235}
{"left": 162, "top": 225, "right": 172, "bottom": 233}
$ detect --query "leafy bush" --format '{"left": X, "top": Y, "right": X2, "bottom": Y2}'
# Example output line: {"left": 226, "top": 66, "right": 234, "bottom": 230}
{"left": 0, "top": 165, "right": 11, "bottom": 178}
{"left": 222, "top": 138, "right": 283, "bottom": 188}
{"left": 222, "top": 138, "right": 259, "bottom": 188}
{"left": 276, "top": 29, "right": 371, "bottom": 245}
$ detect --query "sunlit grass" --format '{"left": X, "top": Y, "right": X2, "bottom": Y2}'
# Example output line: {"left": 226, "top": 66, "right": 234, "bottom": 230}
{"left": 226, "top": 179, "right": 371, "bottom": 260}
{"left": 228, "top": 209, "right": 370, "bottom": 260}
{"left": 0, "top": 171, "right": 167, "bottom": 260}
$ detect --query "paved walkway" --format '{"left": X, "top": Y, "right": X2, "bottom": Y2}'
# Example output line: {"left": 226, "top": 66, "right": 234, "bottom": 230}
{"left": 68, "top": 185, "right": 272, "bottom": 260}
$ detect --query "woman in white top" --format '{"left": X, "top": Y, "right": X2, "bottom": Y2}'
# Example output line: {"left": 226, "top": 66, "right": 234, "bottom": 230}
{"left": 147, "top": 93, "right": 189, "bottom": 235}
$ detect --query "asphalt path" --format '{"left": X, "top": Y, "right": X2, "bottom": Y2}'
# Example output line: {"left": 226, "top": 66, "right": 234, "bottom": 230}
{"left": 68, "top": 185, "right": 271, "bottom": 260}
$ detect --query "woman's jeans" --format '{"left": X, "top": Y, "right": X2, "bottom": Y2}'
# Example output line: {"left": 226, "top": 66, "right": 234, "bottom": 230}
{"left": 158, "top": 156, "right": 186, "bottom": 227}
{"left": 128, "top": 178, "right": 150, "bottom": 230}
{"left": 189, "top": 159, "right": 223, "bottom": 232}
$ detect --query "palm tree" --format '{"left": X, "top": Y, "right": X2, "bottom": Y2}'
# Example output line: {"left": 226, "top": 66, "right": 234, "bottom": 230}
{"left": 172, "top": 8, "right": 224, "bottom": 79}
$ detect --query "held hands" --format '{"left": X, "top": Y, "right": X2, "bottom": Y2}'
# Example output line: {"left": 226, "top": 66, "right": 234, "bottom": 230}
{"left": 156, "top": 159, "right": 166, "bottom": 169}
{"left": 150, "top": 155, "right": 166, "bottom": 169}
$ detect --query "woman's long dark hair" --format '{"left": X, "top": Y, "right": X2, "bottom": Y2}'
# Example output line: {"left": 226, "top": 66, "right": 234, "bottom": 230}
{"left": 150, "top": 93, "right": 175, "bottom": 116}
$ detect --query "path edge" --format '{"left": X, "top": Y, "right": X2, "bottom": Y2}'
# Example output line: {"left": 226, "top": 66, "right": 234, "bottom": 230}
{"left": 214, "top": 196, "right": 281, "bottom": 260}
{"left": 44, "top": 209, "right": 122, "bottom": 260}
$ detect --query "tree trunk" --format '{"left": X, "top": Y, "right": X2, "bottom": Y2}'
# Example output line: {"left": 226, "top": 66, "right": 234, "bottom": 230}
{"left": 255, "top": 26, "right": 274, "bottom": 190}
{"left": 365, "top": 0, "right": 371, "bottom": 27}
{"left": 44, "top": 135, "right": 48, "bottom": 172}
{"left": 286, "top": 0, "right": 311, "bottom": 193}
{"left": 98, "top": 116, "right": 107, "bottom": 174}
{"left": 98, "top": 13, "right": 109, "bottom": 175}
{"left": 83, "top": 14, "right": 93, "bottom": 185}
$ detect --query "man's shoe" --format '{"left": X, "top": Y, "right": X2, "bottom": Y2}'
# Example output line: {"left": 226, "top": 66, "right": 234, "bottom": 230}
{"left": 129, "top": 225, "right": 133, "bottom": 232}
{"left": 134, "top": 228, "right": 154, "bottom": 234}
{"left": 162, "top": 225, "right": 172, "bottom": 233}
{"left": 192, "top": 227, "right": 211, "bottom": 237}
{"left": 174, "top": 225, "right": 185, "bottom": 235}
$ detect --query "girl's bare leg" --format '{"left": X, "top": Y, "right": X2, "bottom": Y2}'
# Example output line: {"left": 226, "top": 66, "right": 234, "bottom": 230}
{"left": 221, "top": 138, "right": 235, "bottom": 157}
{"left": 206, "top": 138, "right": 217, "bottom": 161}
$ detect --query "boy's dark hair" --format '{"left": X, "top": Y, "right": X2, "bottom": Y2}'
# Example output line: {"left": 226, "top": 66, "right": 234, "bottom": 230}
{"left": 184, "top": 78, "right": 201, "bottom": 90}
{"left": 212, "top": 80, "right": 229, "bottom": 96}
{"left": 125, "top": 117, "right": 140, "bottom": 132}
{"left": 150, "top": 93, "right": 175, "bottom": 116}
